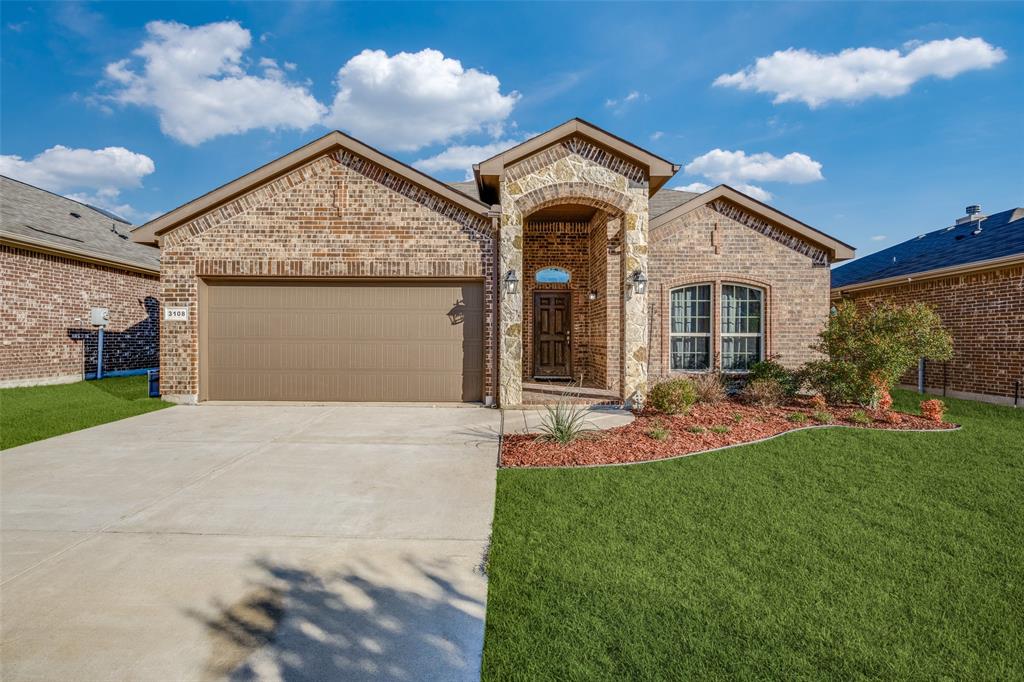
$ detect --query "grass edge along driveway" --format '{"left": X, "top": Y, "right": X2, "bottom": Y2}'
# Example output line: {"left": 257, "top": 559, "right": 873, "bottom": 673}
{"left": 482, "top": 391, "right": 1024, "bottom": 680}
{"left": 1, "top": 375, "right": 170, "bottom": 449}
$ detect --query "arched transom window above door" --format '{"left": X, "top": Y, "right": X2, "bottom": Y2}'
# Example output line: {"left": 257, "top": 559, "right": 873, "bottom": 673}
{"left": 535, "top": 267, "right": 571, "bottom": 284}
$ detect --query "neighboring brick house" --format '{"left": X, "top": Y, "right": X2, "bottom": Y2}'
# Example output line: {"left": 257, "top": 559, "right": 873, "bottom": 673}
{"left": 1, "top": 176, "right": 161, "bottom": 387}
{"left": 132, "top": 119, "right": 853, "bottom": 406}
{"left": 832, "top": 205, "right": 1024, "bottom": 406}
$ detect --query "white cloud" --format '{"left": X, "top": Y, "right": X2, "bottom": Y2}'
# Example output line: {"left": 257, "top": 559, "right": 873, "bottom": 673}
{"left": 414, "top": 138, "right": 525, "bottom": 178}
{"left": 324, "top": 48, "right": 519, "bottom": 152}
{"left": 684, "top": 149, "right": 824, "bottom": 184}
{"left": 870, "top": 235, "right": 888, "bottom": 241}
{"left": 730, "top": 183, "right": 773, "bottom": 202}
{"left": 1, "top": 145, "right": 155, "bottom": 221}
{"left": 671, "top": 182, "right": 711, "bottom": 194}
{"left": 103, "top": 20, "right": 325, "bottom": 145}
{"left": 679, "top": 148, "right": 824, "bottom": 202}
{"left": 714, "top": 37, "right": 1006, "bottom": 107}
{"left": 605, "top": 90, "right": 648, "bottom": 113}
{"left": 650, "top": 131, "right": 664, "bottom": 141}
{"left": 605, "top": 90, "right": 641, "bottom": 107}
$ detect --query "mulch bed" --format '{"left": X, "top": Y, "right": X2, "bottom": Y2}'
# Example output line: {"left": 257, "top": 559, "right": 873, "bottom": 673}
{"left": 501, "top": 399, "right": 957, "bottom": 468}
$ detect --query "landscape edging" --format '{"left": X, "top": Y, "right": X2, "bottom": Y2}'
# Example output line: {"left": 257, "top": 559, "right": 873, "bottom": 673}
{"left": 501, "top": 422, "right": 963, "bottom": 470}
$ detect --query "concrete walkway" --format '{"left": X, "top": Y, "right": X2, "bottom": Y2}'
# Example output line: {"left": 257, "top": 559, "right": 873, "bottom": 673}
{"left": 1, "top": 405, "right": 501, "bottom": 682}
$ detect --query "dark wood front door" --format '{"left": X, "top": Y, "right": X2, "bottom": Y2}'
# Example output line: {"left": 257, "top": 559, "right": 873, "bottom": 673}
{"left": 533, "top": 292, "right": 571, "bottom": 378}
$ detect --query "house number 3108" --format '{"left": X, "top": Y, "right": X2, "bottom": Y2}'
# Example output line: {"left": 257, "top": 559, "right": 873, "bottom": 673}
{"left": 163, "top": 307, "right": 189, "bottom": 321}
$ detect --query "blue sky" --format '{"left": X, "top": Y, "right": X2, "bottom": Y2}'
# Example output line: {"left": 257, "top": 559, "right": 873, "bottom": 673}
{"left": 2, "top": 1, "right": 1021, "bottom": 258}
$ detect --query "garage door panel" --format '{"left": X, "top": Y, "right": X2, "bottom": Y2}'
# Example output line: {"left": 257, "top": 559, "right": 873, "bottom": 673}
{"left": 204, "top": 282, "right": 483, "bottom": 402}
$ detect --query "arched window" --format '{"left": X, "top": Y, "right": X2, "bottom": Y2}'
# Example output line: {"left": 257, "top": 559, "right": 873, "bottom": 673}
{"left": 721, "top": 284, "right": 763, "bottom": 371}
{"left": 535, "top": 267, "right": 571, "bottom": 284}
{"left": 669, "top": 284, "right": 712, "bottom": 370}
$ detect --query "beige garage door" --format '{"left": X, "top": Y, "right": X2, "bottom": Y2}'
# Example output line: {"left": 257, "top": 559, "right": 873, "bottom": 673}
{"left": 204, "top": 281, "right": 483, "bottom": 402}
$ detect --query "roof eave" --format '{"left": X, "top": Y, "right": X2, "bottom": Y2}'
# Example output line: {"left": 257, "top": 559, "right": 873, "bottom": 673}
{"left": 831, "top": 253, "right": 1024, "bottom": 295}
{"left": 2, "top": 230, "right": 160, "bottom": 275}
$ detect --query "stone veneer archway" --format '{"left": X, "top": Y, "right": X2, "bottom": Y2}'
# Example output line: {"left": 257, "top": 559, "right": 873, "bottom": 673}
{"left": 497, "top": 138, "right": 651, "bottom": 407}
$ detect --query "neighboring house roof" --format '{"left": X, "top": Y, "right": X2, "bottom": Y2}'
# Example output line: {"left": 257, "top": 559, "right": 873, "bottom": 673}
{"left": 650, "top": 183, "right": 856, "bottom": 262}
{"left": 1, "top": 175, "right": 160, "bottom": 273}
{"left": 831, "top": 207, "right": 1024, "bottom": 291}
{"left": 473, "top": 118, "right": 681, "bottom": 203}
{"left": 131, "top": 130, "right": 492, "bottom": 246}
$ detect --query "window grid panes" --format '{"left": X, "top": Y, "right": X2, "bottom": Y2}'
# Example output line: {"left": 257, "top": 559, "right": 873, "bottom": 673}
{"left": 670, "top": 285, "right": 712, "bottom": 370}
{"left": 721, "top": 284, "right": 763, "bottom": 371}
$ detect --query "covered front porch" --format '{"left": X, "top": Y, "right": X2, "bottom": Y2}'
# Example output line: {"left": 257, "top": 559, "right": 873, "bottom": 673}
{"left": 518, "top": 202, "right": 630, "bottom": 403}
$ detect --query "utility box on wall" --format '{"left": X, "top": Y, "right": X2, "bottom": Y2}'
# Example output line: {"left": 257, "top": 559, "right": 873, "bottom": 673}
{"left": 90, "top": 307, "right": 110, "bottom": 327}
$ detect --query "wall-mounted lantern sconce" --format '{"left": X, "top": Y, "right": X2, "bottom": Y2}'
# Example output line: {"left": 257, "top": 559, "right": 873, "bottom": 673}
{"left": 504, "top": 270, "right": 519, "bottom": 294}
{"left": 630, "top": 270, "right": 648, "bottom": 296}
{"left": 588, "top": 290, "right": 599, "bottom": 301}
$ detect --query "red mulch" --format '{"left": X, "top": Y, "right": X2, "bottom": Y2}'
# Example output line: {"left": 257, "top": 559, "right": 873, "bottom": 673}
{"left": 501, "top": 399, "right": 957, "bottom": 468}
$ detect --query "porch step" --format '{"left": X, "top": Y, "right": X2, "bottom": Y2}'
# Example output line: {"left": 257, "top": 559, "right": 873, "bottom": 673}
{"left": 521, "top": 382, "right": 623, "bottom": 406}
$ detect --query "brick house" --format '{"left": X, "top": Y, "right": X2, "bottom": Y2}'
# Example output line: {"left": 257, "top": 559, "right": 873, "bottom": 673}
{"left": 832, "top": 205, "right": 1024, "bottom": 406}
{"left": 1, "top": 176, "right": 161, "bottom": 387}
{"left": 132, "top": 119, "right": 853, "bottom": 406}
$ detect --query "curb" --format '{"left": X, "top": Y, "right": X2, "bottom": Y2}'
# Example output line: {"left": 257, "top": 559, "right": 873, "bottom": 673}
{"left": 501, "top": 422, "right": 963, "bottom": 470}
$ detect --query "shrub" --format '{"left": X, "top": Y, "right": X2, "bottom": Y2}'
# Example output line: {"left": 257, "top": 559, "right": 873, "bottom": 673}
{"left": 884, "top": 411, "right": 903, "bottom": 426}
{"left": 809, "top": 394, "right": 828, "bottom": 412}
{"left": 787, "top": 412, "right": 808, "bottom": 424}
{"left": 536, "top": 385, "right": 592, "bottom": 444}
{"left": 811, "top": 410, "right": 834, "bottom": 424}
{"left": 920, "top": 399, "right": 945, "bottom": 424}
{"left": 741, "top": 377, "right": 786, "bottom": 408}
{"left": 873, "top": 374, "right": 894, "bottom": 412}
{"left": 710, "top": 425, "right": 731, "bottom": 434}
{"left": 646, "top": 420, "right": 669, "bottom": 441}
{"left": 803, "top": 300, "right": 952, "bottom": 406}
{"left": 648, "top": 378, "right": 698, "bottom": 415}
{"left": 748, "top": 358, "right": 802, "bottom": 398}
{"left": 691, "top": 372, "right": 727, "bottom": 403}
{"left": 849, "top": 410, "right": 872, "bottom": 425}
{"left": 686, "top": 425, "right": 705, "bottom": 434}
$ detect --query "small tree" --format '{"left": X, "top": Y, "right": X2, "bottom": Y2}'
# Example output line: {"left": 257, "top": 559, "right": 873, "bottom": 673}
{"left": 804, "top": 300, "right": 952, "bottom": 406}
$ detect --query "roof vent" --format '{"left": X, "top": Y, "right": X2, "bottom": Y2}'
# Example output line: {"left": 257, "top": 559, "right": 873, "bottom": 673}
{"left": 956, "top": 204, "right": 986, "bottom": 225}
{"left": 69, "top": 212, "right": 81, "bottom": 219}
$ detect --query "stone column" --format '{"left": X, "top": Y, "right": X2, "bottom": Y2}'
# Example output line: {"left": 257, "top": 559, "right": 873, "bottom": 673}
{"left": 498, "top": 197, "right": 524, "bottom": 407}
{"left": 621, "top": 191, "right": 650, "bottom": 408}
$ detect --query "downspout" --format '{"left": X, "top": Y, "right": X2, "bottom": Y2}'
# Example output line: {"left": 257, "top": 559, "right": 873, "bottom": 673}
{"left": 96, "top": 327, "right": 105, "bottom": 380}
{"left": 917, "top": 358, "right": 925, "bottom": 394}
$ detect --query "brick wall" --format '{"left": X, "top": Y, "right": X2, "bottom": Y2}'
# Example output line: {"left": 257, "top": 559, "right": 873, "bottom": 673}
{"left": 840, "top": 263, "right": 1024, "bottom": 401}
{"left": 0, "top": 245, "right": 160, "bottom": 386}
{"left": 586, "top": 212, "right": 609, "bottom": 386}
{"left": 158, "top": 153, "right": 495, "bottom": 402}
{"left": 648, "top": 202, "right": 831, "bottom": 380}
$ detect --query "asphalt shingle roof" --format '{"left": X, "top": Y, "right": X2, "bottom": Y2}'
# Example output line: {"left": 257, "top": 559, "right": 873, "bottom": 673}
{"left": 831, "top": 207, "right": 1024, "bottom": 289}
{"left": 1, "top": 176, "right": 160, "bottom": 271}
{"left": 447, "top": 180, "right": 699, "bottom": 218}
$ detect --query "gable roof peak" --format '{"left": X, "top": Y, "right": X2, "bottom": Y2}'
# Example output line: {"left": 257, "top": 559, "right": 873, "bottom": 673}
{"left": 472, "top": 118, "right": 680, "bottom": 203}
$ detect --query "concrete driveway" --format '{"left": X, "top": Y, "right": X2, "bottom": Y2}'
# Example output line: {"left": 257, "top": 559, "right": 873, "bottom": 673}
{"left": 1, "top": 404, "right": 501, "bottom": 682}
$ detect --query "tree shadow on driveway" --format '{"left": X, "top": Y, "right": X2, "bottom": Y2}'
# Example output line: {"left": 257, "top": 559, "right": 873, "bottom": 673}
{"left": 188, "top": 556, "right": 486, "bottom": 681}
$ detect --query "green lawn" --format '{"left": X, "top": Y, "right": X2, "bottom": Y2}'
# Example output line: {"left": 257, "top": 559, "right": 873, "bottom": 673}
{"left": 0, "top": 375, "right": 170, "bottom": 450}
{"left": 483, "top": 391, "right": 1024, "bottom": 679}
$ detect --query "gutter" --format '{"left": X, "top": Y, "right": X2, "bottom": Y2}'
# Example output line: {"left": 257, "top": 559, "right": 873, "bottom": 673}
{"left": 831, "top": 254, "right": 1024, "bottom": 297}
{"left": 1, "top": 230, "right": 160, "bottom": 275}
